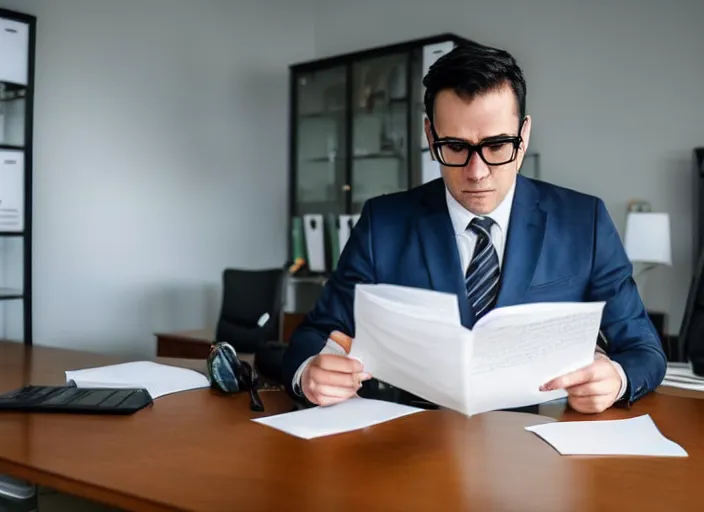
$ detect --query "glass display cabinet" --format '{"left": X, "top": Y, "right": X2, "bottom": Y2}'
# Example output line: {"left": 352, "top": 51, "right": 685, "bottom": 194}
{"left": 288, "top": 33, "right": 470, "bottom": 274}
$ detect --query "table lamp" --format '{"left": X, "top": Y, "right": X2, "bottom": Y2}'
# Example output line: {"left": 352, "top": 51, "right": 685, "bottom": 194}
{"left": 624, "top": 212, "right": 672, "bottom": 276}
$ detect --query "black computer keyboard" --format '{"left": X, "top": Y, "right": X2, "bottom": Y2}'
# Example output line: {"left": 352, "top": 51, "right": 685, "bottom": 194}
{"left": 0, "top": 385, "right": 154, "bottom": 414}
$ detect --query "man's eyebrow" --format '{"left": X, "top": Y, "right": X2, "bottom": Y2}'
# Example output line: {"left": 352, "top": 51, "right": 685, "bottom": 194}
{"left": 481, "top": 133, "right": 518, "bottom": 142}
{"left": 436, "top": 133, "right": 518, "bottom": 143}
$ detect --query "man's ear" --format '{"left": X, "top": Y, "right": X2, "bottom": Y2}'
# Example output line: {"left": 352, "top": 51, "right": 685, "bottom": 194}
{"left": 519, "top": 115, "right": 532, "bottom": 153}
{"left": 424, "top": 117, "right": 436, "bottom": 161}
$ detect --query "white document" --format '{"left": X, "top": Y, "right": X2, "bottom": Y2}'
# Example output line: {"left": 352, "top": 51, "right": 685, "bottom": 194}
{"left": 65, "top": 361, "right": 210, "bottom": 399}
{"left": 348, "top": 283, "right": 605, "bottom": 416}
{"left": 252, "top": 396, "right": 425, "bottom": 439}
{"left": 303, "top": 213, "right": 326, "bottom": 272}
{"left": 662, "top": 362, "right": 704, "bottom": 391}
{"left": 525, "top": 415, "right": 687, "bottom": 457}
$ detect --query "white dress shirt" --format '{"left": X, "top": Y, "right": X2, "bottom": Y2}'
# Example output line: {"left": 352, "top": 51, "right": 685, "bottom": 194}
{"left": 293, "top": 178, "right": 627, "bottom": 402}
{"left": 445, "top": 179, "right": 515, "bottom": 272}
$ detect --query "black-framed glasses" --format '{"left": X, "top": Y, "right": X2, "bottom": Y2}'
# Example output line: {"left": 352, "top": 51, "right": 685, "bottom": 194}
{"left": 430, "top": 123, "right": 523, "bottom": 167}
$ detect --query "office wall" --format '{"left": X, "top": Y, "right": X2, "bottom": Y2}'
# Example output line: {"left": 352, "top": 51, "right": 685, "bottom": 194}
{"left": 0, "top": 0, "right": 315, "bottom": 354}
{"left": 313, "top": 0, "right": 704, "bottom": 334}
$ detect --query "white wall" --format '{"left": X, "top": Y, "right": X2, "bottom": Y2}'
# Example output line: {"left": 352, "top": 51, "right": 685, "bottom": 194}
{"left": 0, "top": 0, "right": 315, "bottom": 355}
{"left": 313, "top": 0, "right": 704, "bottom": 334}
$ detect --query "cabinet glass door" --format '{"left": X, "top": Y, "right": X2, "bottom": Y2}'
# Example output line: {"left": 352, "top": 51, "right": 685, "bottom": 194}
{"left": 0, "top": 235, "right": 24, "bottom": 342}
{"left": 0, "top": 83, "right": 26, "bottom": 148}
{"left": 294, "top": 66, "right": 347, "bottom": 216}
{"left": 350, "top": 53, "right": 410, "bottom": 213}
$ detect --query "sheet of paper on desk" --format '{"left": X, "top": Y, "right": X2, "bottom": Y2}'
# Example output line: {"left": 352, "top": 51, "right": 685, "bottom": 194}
{"left": 65, "top": 361, "right": 210, "bottom": 399}
{"left": 662, "top": 363, "right": 704, "bottom": 391}
{"left": 349, "top": 284, "right": 605, "bottom": 417}
{"left": 252, "top": 397, "right": 425, "bottom": 439}
{"left": 525, "top": 415, "right": 687, "bottom": 457}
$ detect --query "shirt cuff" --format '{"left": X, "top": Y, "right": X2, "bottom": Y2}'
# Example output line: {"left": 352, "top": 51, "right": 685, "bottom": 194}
{"left": 611, "top": 360, "right": 629, "bottom": 401}
{"left": 291, "top": 338, "right": 351, "bottom": 397}
{"left": 594, "top": 346, "right": 628, "bottom": 401}
{"left": 292, "top": 356, "right": 315, "bottom": 397}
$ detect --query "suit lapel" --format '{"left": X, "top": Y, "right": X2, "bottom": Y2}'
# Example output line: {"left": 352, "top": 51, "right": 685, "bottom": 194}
{"left": 416, "top": 180, "right": 473, "bottom": 327}
{"left": 496, "top": 175, "right": 547, "bottom": 308}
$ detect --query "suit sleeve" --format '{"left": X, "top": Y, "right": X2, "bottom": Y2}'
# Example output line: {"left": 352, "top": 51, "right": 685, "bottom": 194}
{"left": 281, "top": 201, "right": 376, "bottom": 397}
{"left": 587, "top": 199, "right": 667, "bottom": 404}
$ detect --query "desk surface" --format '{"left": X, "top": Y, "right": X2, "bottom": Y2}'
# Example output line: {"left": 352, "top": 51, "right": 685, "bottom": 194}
{"left": 1, "top": 341, "right": 703, "bottom": 512}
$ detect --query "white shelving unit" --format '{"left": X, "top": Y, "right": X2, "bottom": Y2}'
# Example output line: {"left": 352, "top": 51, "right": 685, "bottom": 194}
{"left": 0, "top": 7, "right": 34, "bottom": 345}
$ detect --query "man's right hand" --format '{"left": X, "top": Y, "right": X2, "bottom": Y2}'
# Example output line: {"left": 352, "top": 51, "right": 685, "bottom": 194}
{"left": 301, "top": 332, "right": 371, "bottom": 406}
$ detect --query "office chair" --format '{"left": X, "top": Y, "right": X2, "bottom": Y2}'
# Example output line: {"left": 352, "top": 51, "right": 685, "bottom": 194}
{"left": 0, "top": 475, "right": 36, "bottom": 512}
{"left": 214, "top": 267, "right": 287, "bottom": 354}
{"left": 254, "top": 340, "right": 288, "bottom": 387}
{"left": 679, "top": 251, "right": 704, "bottom": 374}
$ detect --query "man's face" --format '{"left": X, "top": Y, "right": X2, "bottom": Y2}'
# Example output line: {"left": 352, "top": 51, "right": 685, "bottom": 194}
{"left": 424, "top": 85, "right": 531, "bottom": 215}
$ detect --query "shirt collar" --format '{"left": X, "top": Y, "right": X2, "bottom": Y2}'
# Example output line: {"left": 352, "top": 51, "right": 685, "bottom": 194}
{"left": 445, "top": 178, "right": 516, "bottom": 236}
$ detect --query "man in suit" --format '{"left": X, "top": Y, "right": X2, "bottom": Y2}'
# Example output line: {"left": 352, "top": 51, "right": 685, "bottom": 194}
{"left": 282, "top": 41, "right": 667, "bottom": 414}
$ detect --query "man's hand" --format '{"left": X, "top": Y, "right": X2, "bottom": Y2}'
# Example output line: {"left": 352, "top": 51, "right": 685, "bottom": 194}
{"left": 540, "top": 357, "right": 622, "bottom": 414}
{"left": 301, "top": 331, "right": 371, "bottom": 406}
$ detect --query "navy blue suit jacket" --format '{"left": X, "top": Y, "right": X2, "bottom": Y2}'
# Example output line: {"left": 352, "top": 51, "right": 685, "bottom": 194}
{"left": 283, "top": 175, "right": 667, "bottom": 404}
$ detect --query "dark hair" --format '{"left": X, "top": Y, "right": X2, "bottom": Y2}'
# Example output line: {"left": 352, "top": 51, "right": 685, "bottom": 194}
{"left": 423, "top": 41, "right": 526, "bottom": 126}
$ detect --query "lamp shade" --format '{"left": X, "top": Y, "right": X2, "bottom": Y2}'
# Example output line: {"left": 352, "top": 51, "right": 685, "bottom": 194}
{"left": 624, "top": 212, "right": 672, "bottom": 265}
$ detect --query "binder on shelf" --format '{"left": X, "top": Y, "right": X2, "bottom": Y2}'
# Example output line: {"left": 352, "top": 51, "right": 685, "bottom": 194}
{"left": 327, "top": 215, "right": 341, "bottom": 270}
{"left": 288, "top": 216, "right": 307, "bottom": 274}
{"left": 291, "top": 217, "right": 307, "bottom": 260}
{"left": 338, "top": 214, "right": 358, "bottom": 257}
{"left": 303, "top": 214, "right": 326, "bottom": 273}
{"left": 0, "top": 17, "right": 29, "bottom": 86}
{"left": 0, "top": 150, "right": 24, "bottom": 232}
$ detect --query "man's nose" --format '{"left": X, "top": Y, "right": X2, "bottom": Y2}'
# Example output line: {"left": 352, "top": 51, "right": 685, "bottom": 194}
{"left": 464, "top": 151, "right": 490, "bottom": 181}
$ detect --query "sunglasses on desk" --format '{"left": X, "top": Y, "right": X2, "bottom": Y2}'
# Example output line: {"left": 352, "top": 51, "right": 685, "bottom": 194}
{"left": 207, "top": 342, "right": 265, "bottom": 412}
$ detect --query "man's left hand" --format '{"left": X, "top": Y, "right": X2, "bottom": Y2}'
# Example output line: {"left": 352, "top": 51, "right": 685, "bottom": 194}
{"left": 540, "top": 357, "right": 622, "bottom": 414}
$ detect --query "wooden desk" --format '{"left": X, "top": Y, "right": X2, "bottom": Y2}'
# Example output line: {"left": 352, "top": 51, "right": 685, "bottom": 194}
{"left": 155, "top": 329, "right": 213, "bottom": 359}
{"left": 1, "top": 341, "right": 704, "bottom": 512}
{"left": 155, "top": 314, "right": 306, "bottom": 358}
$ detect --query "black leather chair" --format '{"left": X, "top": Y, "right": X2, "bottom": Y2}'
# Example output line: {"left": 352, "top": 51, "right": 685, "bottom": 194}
{"left": 254, "top": 340, "right": 288, "bottom": 387}
{"left": 679, "top": 252, "right": 704, "bottom": 374}
{"left": 0, "top": 475, "right": 36, "bottom": 511}
{"left": 214, "top": 267, "right": 286, "bottom": 355}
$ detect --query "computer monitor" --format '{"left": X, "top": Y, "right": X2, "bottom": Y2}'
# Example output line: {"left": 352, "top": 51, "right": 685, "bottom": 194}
{"left": 678, "top": 250, "right": 704, "bottom": 375}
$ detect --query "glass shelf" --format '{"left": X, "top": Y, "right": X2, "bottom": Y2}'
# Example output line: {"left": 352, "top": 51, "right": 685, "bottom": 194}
{"left": 0, "top": 81, "right": 27, "bottom": 96}
{"left": 0, "top": 288, "right": 23, "bottom": 300}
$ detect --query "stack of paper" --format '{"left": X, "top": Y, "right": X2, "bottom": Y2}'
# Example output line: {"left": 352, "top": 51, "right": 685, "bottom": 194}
{"left": 662, "top": 362, "right": 704, "bottom": 392}
{"left": 348, "top": 283, "right": 605, "bottom": 417}
{"left": 525, "top": 414, "right": 688, "bottom": 457}
{"left": 252, "top": 397, "right": 424, "bottom": 439}
{"left": 65, "top": 361, "right": 210, "bottom": 399}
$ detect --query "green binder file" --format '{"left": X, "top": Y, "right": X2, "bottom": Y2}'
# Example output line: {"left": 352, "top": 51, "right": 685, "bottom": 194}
{"left": 290, "top": 216, "right": 307, "bottom": 273}
{"left": 327, "top": 214, "right": 341, "bottom": 270}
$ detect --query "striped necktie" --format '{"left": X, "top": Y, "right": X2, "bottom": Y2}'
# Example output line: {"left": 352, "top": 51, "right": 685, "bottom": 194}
{"left": 465, "top": 216, "right": 500, "bottom": 320}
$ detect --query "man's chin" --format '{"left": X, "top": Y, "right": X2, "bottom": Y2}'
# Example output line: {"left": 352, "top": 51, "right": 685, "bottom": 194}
{"left": 461, "top": 194, "right": 496, "bottom": 215}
